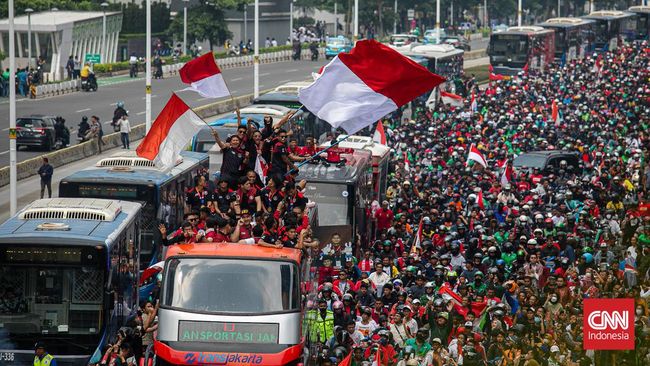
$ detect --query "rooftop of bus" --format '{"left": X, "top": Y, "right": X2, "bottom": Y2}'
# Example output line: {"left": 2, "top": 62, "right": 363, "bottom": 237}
{"left": 295, "top": 148, "right": 372, "bottom": 183}
{"left": 629, "top": 5, "right": 650, "bottom": 14}
{"left": 60, "top": 150, "right": 208, "bottom": 186}
{"left": 497, "top": 26, "right": 555, "bottom": 35}
{"left": 165, "top": 242, "right": 303, "bottom": 264}
{"left": 583, "top": 10, "right": 636, "bottom": 20}
{"left": 0, "top": 198, "right": 141, "bottom": 246}
{"left": 538, "top": 17, "right": 596, "bottom": 28}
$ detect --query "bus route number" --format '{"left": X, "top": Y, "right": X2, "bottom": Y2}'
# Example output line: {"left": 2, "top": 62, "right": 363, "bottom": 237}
{"left": 0, "top": 352, "right": 15, "bottom": 361}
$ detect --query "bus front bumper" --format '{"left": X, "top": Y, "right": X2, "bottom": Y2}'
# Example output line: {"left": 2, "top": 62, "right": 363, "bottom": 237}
{"left": 154, "top": 340, "right": 302, "bottom": 366}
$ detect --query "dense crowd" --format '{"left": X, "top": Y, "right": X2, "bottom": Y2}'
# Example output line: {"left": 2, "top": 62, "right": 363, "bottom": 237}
{"left": 97, "top": 41, "right": 649, "bottom": 366}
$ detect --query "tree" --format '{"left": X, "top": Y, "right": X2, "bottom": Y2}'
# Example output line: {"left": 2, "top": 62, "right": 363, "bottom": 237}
{"left": 168, "top": 0, "right": 240, "bottom": 51}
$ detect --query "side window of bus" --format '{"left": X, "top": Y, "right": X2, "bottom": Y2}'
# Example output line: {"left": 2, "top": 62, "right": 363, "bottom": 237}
{"left": 109, "top": 235, "right": 136, "bottom": 318}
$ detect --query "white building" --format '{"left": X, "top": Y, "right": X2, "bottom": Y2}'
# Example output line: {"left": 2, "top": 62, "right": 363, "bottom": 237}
{"left": 0, "top": 10, "right": 122, "bottom": 81}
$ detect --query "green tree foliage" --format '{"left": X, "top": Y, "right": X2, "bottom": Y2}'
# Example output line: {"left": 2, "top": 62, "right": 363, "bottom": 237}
{"left": 122, "top": 1, "right": 171, "bottom": 34}
{"left": 167, "top": 0, "right": 241, "bottom": 50}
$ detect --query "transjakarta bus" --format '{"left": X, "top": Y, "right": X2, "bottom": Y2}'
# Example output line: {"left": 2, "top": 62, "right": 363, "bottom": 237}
{"left": 0, "top": 198, "right": 141, "bottom": 366}
{"left": 628, "top": 6, "right": 650, "bottom": 40}
{"left": 488, "top": 26, "right": 555, "bottom": 75}
{"left": 153, "top": 243, "right": 312, "bottom": 366}
{"left": 582, "top": 11, "right": 637, "bottom": 51}
{"left": 538, "top": 18, "right": 596, "bottom": 62}
{"left": 59, "top": 151, "right": 208, "bottom": 268}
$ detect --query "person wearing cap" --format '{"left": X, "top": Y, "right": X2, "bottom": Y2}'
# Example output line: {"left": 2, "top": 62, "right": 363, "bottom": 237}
{"left": 403, "top": 329, "right": 432, "bottom": 359}
{"left": 593, "top": 241, "right": 615, "bottom": 266}
{"left": 426, "top": 310, "right": 453, "bottom": 347}
{"left": 389, "top": 311, "right": 411, "bottom": 348}
{"left": 547, "top": 345, "right": 562, "bottom": 366}
{"left": 34, "top": 342, "right": 57, "bottom": 366}
{"left": 401, "top": 305, "right": 418, "bottom": 335}
{"left": 310, "top": 299, "right": 335, "bottom": 343}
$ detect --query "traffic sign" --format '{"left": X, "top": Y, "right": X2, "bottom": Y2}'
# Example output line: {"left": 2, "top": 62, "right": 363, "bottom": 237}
{"left": 85, "top": 53, "right": 101, "bottom": 64}
{"left": 407, "top": 9, "right": 415, "bottom": 20}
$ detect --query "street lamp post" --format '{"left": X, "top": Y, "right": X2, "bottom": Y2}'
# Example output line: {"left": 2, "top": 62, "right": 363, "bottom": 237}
{"left": 254, "top": 0, "right": 259, "bottom": 98}
{"left": 393, "top": 0, "right": 397, "bottom": 35}
{"left": 183, "top": 0, "right": 189, "bottom": 55}
{"left": 436, "top": 0, "right": 440, "bottom": 41}
{"left": 146, "top": 0, "right": 152, "bottom": 132}
{"left": 334, "top": 2, "right": 338, "bottom": 37}
{"left": 25, "top": 8, "right": 33, "bottom": 69}
{"left": 244, "top": 5, "right": 248, "bottom": 43}
{"left": 9, "top": 0, "right": 16, "bottom": 215}
{"left": 518, "top": 0, "right": 522, "bottom": 26}
{"left": 354, "top": 0, "right": 359, "bottom": 39}
{"left": 101, "top": 2, "right": 108, "bottom": 63}
{"left": 289, "top": 0, "right": 294, "bottom": 43}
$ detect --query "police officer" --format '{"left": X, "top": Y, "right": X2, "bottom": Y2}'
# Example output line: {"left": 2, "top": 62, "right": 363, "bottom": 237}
{"left": 34, "top": 342, "right": 57, "bottom": 366}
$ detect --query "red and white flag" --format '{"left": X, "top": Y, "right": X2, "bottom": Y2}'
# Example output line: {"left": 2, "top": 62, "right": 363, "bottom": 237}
{"left": 551, "top": 99, "right": 560, "bottom": 126}
{"left": 500, "top": 160, "right": 513, "bottom": 186}
{"left": 373, "top": 121, "right": 387, "bottom": 145}
{"left": 477, "top": 190, "right": 485, "bottom": 210}
{"left": 254, "top": 155, "right": 268, "bottom": 184}
{"left": 299, "top": 40, "right": 444, "bottom": 134}
{"left": 136, "top": 94, "right": 206, "bottom": 169}
{"left": 179, "top": 52, "right": 230, "bottom": 98}
{"left": 467, "top": 144, "right": 488, "bottom": 168}
{"left": 440, "top": 91, "right": 464, "bottom": 107}
{"left": 470, "top": 90, "right": 477, "bottom": 112}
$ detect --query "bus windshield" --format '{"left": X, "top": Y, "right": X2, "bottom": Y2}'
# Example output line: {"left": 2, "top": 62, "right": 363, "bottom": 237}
{"left": 163, "top": 258, "right": 299, "bottom": 314}
{"left": 0, "top": 264, "right": 104, "bottom": 336}
{"left": 489, "top": 35, "right": 529, "bottom": 64}
{"left": 302, "top": 183, "right": 350, "bottom": 226}
{"left": 554, "top": 29, "right": 566, "bottom": 51}
{"left": 593, "top": 21, "right": 609, "bottom": 44}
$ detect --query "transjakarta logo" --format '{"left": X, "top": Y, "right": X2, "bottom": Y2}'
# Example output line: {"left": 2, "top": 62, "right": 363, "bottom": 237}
{"left": 184, "top": 352, "right": 263, "bottom": 365}
{"left": 583, "top": 298, "right": 634, "bottom": 350}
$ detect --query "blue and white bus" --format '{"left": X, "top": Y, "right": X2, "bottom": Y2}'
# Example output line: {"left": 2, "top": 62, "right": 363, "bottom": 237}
{"left": 0, "top": 198, "right": 141, "bottom": 366}
{"left": 629, "top": 5, "right": 650, "bottom": 40}
{"left": 582, "top": 10, "right": 637, "bottom": 51}
{"left": 59, "top": 151, "right": 209, "bottom": 267}
{"left": 538, "top": 17, "right": 596, "bottom": 62}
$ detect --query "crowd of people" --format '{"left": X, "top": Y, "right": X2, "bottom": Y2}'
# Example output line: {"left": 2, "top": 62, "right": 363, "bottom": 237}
{"left": 96, "top": 41, "right": 649, "bottom": 366}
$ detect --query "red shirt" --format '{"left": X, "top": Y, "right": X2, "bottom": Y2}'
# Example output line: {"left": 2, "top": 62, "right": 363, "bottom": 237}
{"left": 375, "top": 208, "right": 394, "bottom": 231}
{"left": 212, "top": 231, "right": 230, "bottom": 243}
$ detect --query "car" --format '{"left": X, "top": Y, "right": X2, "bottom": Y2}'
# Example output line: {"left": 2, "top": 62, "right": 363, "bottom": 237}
{"left": 325, "top": 36, "right": 352, "bottom": 59}
{"left": 459, "top": 22, "right": 477, "bottom": 32}
{"left": 16, "top": 115, "right": 57, "bottom": 151}
{"left": 492, "top": 24, "right": 509, "bottom": 33}
{"left": 389, "top": 34, "right": 419, "bottom": 47}
{"left": 513, "top": 150, "right": 581, "bottom": 174}
{"left": 423, "top": 29, "right": 447, "bottom": 44}
{"left": 441, "top": 36, "right": 471, "bottom": 51}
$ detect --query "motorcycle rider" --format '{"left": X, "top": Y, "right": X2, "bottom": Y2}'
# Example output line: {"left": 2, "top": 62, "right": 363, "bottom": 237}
{"left": 129, "top": 53, "right": 138, "bottom": 78}
{"left": 77, "top": 116, "right": 90, "bottom": 141}
{"left": 310, "top": 40, "right": 319, "bottom": 61}
{"left": 112, "top": 102, "right": 128, "bottom": 131}
{"left": 54, "top": 116, "right": 70, "bottom": 147}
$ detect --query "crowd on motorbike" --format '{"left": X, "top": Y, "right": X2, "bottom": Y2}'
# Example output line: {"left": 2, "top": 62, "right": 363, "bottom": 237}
{"left": 302, "top": 42, "right": 650, "bottom": 366}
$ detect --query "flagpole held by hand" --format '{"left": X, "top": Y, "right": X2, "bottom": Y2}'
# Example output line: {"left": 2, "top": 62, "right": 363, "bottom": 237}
{"left": 286, "top": 134, "right": 351, "bottom": 177}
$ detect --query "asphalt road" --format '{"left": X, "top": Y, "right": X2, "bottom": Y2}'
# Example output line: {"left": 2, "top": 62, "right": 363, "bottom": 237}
{"left": 0, "top": 59, "right": 329, "bottom": 166}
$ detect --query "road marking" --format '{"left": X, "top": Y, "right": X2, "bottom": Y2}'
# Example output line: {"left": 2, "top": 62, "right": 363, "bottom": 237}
{"left": 260, "top": 72, "right": 270, "bottom": 76}
{"left": 141, "top": 94, "right": 158, "bottom": 100}
{"left": 76, "top": 108, "right": 91, "bottom": 113}
{"left": 136, "top": 111, "right": 146, "bottom": 115}
{"left": 285, "top": 69, "right": 299, "bottom": 72}
{"left": 259, "top": 84, "right": 265, "bottom": 88}
{"left": 279, "top": 79, "right": 291, "bottom": 84}
{"left": 103, "top": 121, "right": 113, "bottom": 125}
{"left": 0, "top": 150, "right": 9, "bottom": 155}
{"left": 231, "top": 77, "right": 243, "bottom": 81}
{"left": 2, "top": 127, "right": 9, "bottom": 131}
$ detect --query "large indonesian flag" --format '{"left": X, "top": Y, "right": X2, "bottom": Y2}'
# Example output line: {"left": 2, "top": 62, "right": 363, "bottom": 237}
{"left": 179, "top": 52, "right": 230, "bottom": 98}
{"left": 136, "top": 94, "right": 206, "bottom": 168}
{"left": 299, "top": 40, "right": 444, "bottom": 134}
{"left": 440, "top": 91, "right": 464, "bottom": 107}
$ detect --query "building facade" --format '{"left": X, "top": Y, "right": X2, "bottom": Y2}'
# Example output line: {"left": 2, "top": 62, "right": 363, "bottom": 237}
{"left": 0, "top": 11, "right": 122, "bottom": 81}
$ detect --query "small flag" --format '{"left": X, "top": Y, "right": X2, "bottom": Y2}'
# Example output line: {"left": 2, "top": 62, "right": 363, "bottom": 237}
{"left": 466, "top": 144, "right": 488, "bottom": 168}
{"left": 403, "top": 152, "right": 411, "bottom": 172}
{"left": 470, "top": 90, "right": 477, "bottom": 112}
{"left": 179, "top": 52, "right": 230, "bottom": 98}
{"left": 500, "top": 160, "right": 513, "bottom": 186}
{"left": 254, "top": 155, "right": 268, "bottom": 184}
{"left": 411, "top": 218, "right": 423, "bottom": 254}
{"left": 136, "top": 94, "right": 206, "bottom": 169}
{"left": 373, "top": 120, "right": 387, "bottom": 145}
{"left": 339, "top": 351, "right": 353, "bottom": 366}
{"left": 551, "top": 99, "right": 560, "bottom": 126}
{"left": 477, "top": 190, "right": 485, "bottom": 210}
{"left": 440, "top": 91, "right": 464, "bottom": 107}
{"left": 299, "top": 40, "right": 445, "bottom": 134}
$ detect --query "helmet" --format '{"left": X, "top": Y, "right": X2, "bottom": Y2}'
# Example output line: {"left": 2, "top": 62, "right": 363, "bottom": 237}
{"left": 496, "top": 259, "right": 505, "bottom": 266}
{"left": 406, "top": 266, "right": 418, "bottom": 273}
{"left": 117, "top": 101, "right": 124, "bottom": 108}
{"left": 342, "top": 293, "right": 354, "bottom": 301}
{"left": 425, "top": 282, "right": 436, "bottom": 289}
{"left": 474, "top": 253, "right": 483, "bottom": 259}
{"left": 393, "top": 279, "right": 403, "bottom": 286}
{"left": 582, "top": 253, "right": 593, "bottom": 264}
{"left": 82, "top": 116, "right": 88, "bottom": 122}
{"left": 527, "top": 239, "right": 538, "bottom": 246}
{"left": 332, "top": 301, "right": 344, "bottom": 310}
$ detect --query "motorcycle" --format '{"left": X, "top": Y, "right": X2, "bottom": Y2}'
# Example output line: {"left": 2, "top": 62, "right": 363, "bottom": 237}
{"left": 228, "top": 45, "right": 241, "bottom": 57}
{"left": 81, "top": 72, "right": 98, "bottom": 92}
{"left": 310, "top": 42, "right": 319, "bottom": 61}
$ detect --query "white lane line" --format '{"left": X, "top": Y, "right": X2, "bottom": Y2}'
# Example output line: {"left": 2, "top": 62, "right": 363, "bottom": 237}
{"left": 2, "top": 127, "right": 9, "bottom": 131}
{"left": 259, "top": 84, "right": 265, "bottom": 88}
{"left": 76, "top": 108, "right": 91, "bottom": 113}
{"left": 231, "top": 77, "right": 244, "bottom": 81}
{"left": 110, "top": 102, "right": 117, "bottom": 106}
{"left": 285, "top": 69, "right": 299, "bottom": 73}
{"left": 141, "top": 94, "right": 158, "bottom": 100}
{"left": 0, "top": 150, "right": 9, "bottom": 155}
{"left": 260, "top": 72, "right": 270, "bottom": 76}
{"left": 136, "top": 111, "right": 146, "bottom": 115}
{"left": 103, "top": 121, "right": 112, "bottom": 124}
{"left": 279, "top": 79, "right": 291, "bottom": 84}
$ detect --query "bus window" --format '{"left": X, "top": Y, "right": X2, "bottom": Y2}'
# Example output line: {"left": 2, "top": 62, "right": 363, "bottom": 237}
{"left": 163, "top": 258, "right": 299, "bottom": 314}
{"left": 303, "top": 183, "right": 351, "bottom": 226}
